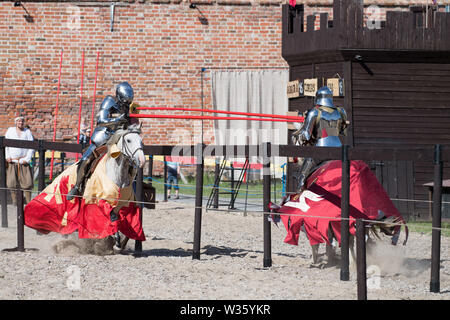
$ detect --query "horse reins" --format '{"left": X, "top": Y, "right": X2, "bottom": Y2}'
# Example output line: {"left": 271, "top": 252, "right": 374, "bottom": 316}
{"left": 119, "top": 131, "right": 143, "bottom": 168}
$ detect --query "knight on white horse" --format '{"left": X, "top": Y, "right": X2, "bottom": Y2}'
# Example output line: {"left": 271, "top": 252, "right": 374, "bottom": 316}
{"left": 24, "top": 125, "right": 147, "bottom": 253}
{"left": 67, "top": 82, "right": 136, "bottom": 201}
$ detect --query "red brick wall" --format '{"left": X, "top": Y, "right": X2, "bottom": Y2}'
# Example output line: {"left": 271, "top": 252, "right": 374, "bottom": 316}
{"left": 0, "top": 1, "right": 286, "bottom": 146}
{"left": 2, "top": 0, "right": 448, "bottom": 146}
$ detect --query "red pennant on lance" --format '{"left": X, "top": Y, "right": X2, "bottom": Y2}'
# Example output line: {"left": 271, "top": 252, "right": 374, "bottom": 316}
{"left": 276, "top": 160, "right": 406, "bottom": 246}
{"left": 289, "top": 0, "right": 296, "bottom": 7}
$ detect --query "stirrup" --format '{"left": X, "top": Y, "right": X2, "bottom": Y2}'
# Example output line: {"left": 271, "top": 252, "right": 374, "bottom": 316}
{"left": 66, "top": 186, "right": 80, "bottom": 201}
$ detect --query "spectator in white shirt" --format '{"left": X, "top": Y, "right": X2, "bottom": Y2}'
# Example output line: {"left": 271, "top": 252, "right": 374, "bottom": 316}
{"left": 5, "top": 116, "right": 34, "bottom": 204}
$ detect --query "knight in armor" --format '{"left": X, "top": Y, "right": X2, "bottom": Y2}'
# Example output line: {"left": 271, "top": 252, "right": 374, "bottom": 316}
{"left": 66, "top": 82, "right": 135, "bottom": 201}
{"left": 292, "top": 86, "right": 348, "bottom": 192}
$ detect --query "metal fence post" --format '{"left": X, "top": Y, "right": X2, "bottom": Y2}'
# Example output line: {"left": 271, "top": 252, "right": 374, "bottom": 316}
{"left": 340, "top": 144, "right": 350, "bottom": 281}
{"left": 134, "top": 167, "right": 143, "bottom": 254}
{"left": 262, "top": 142, "right": 272, "bottom": 268}
{"left": 0, "top": 136, "right": 7, "bottom": 228}
{"left": 38, "top": 140, "right": 46, "bottom": 192}
{"left": 60, "top": 152, "right": 65, "bottom": 173}
{"left": 193, "top": 143, "right": 204, "bottom": 260}
{"left": 213, "top": 159, "right": 220, "bottom": 209}
{"left": 356, "top": 219, "right": 367, "bottom": 300}
{"left": 430, "top": 144, "right": 442, "bottom": 293}
{"left": 147, "top": 155, "right": 153, "bottom": 187}
{"left": 163, "top": 156, "right": 168, "bottom": 202}
{"left": 16, "top": 189, "right": 25, "bottom": 252}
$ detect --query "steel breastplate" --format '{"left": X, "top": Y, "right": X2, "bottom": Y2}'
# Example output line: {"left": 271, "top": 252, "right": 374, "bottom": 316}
{"left": 97, "top": 95, "right": 125, "bottom": 131}
{"left": 315, "top": 108, "right": 343, "bottom": 142}
{"left": 315, "top": 136, "right": 342, "bottom": 147}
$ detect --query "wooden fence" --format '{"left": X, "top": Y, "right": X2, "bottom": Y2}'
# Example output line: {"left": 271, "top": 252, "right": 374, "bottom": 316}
{"left": 0, "top": 137, "right": 449, "bottom": 297}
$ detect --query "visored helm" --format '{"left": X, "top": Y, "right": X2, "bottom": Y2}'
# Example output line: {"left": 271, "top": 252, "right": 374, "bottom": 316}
{"left": 116, "top": 82, "right": 134, "bottom": 108}
{"left": 315, "top": 86, "right": 334, "bottom": 108}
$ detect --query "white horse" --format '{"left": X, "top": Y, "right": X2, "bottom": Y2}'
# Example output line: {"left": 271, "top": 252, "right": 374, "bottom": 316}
{"left": 105, "top": 124, "right": 146, "bottom": 253}
{"left": 105, "top": 124, "right": 146, "bottom": 189}
{"left": 53, "top": 124, "right": 146, "bottom": 255}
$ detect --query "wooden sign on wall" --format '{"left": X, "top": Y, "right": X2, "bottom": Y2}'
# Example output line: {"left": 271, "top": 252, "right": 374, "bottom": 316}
{"left": 303, "top": 78, "right": 318, "bottom": 97}
{"left": 287, "top": 80, "right": 300, "bottom": 98}
{"left": 326, "top": 78, "right": 345, "bottom": 97}
{"left": 288, "top": 78, "right": 333, "bottom": 98}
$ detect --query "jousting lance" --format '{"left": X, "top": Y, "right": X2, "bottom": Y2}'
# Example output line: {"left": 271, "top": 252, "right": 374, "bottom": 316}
{"left": 130, "top": 113, "right": 303, "bottom": 122}
{"left": 130, "top": 106, "right": 304, "bottom": 123}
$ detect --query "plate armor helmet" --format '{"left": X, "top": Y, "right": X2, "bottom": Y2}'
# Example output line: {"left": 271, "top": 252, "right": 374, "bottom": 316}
{"left": 116, "top": 82, "right": 134, "bottom": 109}
{"left": 315, "top": 86, "right": 334, "bottom": 108}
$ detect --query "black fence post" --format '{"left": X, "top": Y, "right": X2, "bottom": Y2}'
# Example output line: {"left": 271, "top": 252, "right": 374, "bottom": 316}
{"left": 16, "top": 188, "right": 24, "bottom": 252}
{"left": 0, "top": 136, "right": 7, "bottom": 228}
{"left": 356, "top": 219, "right": 367, "bottom": 300}
{"left": 38, "top": 140, "right": 46, "bottom": 192}
{"left": 134, "top": 167, "right": 143, "bottom": 254}
{"left": 147, "top": 155, "right": 153, "bottom": 187}
{"left": 60, "top": 152, "right": 65, "bottom": 173}
{"left": 193, "top": 143, "right": 204, "bottom": 260}
{"left": 163, "top": 156, "right": 168, "bottom": 202}
{"left": 230, "top": 163, "right": 235, "bottom": 209}
{"left": 340, "top": 144, "right": 350, "bottom": 281}
{"left": 430, "top": 144, "right": 443, "bottom": 293}
{"left": 213, "top": 159, "right": 219, "bottom": 209}
{"left": 262, "top": 142, "right": 272, "bottom": 268}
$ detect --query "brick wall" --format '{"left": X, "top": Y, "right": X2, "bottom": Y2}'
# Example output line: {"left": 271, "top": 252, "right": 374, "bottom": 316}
{"left": 0, "top": 0, "right": 286, "bottom": 146}
{"left": 1, "top": 0, "right": 448, "bottom": 146}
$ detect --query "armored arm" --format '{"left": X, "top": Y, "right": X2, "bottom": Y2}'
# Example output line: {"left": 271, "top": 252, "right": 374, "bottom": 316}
{"left": 96, "top": 96, "right": 129, "bottom": 128}
{"left": 338, "top": 107, "right": 349, "bottom": 135}
{"left": 292, "top": 108, "right": 319, "bottom": 145}
{"left": 97, "top": 111, "right": 127, "bottom": 126}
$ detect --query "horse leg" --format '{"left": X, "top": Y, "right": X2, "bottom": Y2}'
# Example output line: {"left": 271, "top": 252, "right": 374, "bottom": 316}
{"left": 310, "top": 244, "right": 320, "bottom": 265}
{"left": 112, "top": 231, "right": 130, "bottom": 254}
{"left": 349, "top": 234, "right": 357, "bottom": 270}
{"left": 325, "top": 225, "right": 337, "bottom": 266}
{"left": 113, "top": 231, "right": 122, "bottom": 254}
{"left": 119, "top": 235, "right": 129, "bottom": 250}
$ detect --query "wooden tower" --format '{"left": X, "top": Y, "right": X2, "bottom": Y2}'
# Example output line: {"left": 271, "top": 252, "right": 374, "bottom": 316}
{"left": 282, "top": 0, "right": 450, "bottom": 220}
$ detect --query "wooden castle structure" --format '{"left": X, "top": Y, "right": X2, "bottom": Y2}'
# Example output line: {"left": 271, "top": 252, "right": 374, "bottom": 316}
{"left": 282, "top": 0, "right": 450, "bottom": 220}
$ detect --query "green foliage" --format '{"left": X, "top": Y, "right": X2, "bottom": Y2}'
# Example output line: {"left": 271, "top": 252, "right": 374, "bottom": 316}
{"left": 407, "top": 221, "right": 450, "bottom": 237}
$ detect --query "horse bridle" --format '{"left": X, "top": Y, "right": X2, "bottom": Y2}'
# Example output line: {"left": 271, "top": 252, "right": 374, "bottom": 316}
{"left": 119, "top": 131, "right": 143, "bottom": 168}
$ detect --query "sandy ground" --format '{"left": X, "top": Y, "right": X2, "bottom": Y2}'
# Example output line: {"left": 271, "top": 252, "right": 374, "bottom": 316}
{"left": 0, "top": 196, "right": 449, "bottom": 301}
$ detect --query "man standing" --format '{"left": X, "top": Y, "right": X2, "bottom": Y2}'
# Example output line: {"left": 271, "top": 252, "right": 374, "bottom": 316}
{"left": 5, "top": 116, "right": 35, "bottom": 204}
{"left": 166, "top": 159, "right": 180, "bottom": 199}
{"left": 79, "top": 120, "right": 91, "bottom": 151}
{"left": 291, "top": 86, "right": 348, "bottom": 192}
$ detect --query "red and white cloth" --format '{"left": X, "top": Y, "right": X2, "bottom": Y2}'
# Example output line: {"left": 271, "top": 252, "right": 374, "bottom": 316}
{"left": 24, "top": 154, "right": 145, "bottom": 241}
{"left": 273, "top": 160, "right": 406, "bottom": 246}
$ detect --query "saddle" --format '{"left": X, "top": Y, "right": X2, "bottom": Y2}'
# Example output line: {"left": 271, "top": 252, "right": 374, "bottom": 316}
{"left": 84, "top": 144, "right": 109, "bottom": 184}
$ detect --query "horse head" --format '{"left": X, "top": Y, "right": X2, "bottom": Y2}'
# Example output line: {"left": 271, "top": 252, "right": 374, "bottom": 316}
{"left": 108, "top": 124, "right": 146, "bottom": 170}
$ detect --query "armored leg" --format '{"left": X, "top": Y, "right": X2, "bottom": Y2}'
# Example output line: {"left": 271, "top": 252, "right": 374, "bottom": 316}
{"left": 297, "top": 157, "right": 317, "bottom": 192}
{"left": 66, "top": 144, "right": 97, "bottom": 201}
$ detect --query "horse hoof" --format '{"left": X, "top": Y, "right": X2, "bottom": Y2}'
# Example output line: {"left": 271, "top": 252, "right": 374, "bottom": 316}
{"left": 113, "top": 245, "right": 123, "bottom": 254}
{"left": 309, "top": 262, "right": 326, "bottom": 269}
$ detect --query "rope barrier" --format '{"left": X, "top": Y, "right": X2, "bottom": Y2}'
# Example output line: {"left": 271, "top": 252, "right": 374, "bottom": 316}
{"left": 2, "top": 186, "right": 449, "bottom": 233}
{"left": 33, "top": 155, "right": 286, "bottom": 195}
{"left": 2, "top": 186, "right": 450, "bottom": 207}
{"left": 145, "top": 176, "right": 273, "bottom": 196}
